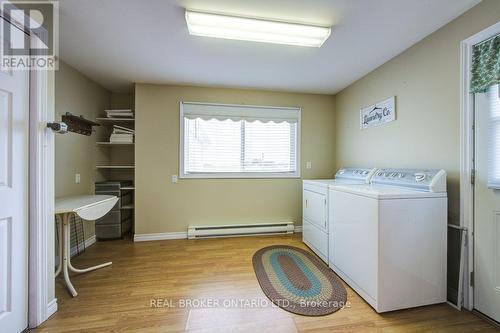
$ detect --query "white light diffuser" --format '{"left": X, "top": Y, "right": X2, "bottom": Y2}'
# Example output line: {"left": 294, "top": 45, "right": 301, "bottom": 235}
{"left": 185, "top": 10, "right": 331, "bottom": 47}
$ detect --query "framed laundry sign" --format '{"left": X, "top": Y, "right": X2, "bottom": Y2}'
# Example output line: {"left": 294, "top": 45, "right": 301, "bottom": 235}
{"left": 360, "top": 96, "right": 396, "bottom": 129}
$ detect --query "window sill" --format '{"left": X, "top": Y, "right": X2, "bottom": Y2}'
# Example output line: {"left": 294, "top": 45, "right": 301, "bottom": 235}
{"left": 180, "top": 172, "right": 301, "bottom": 179}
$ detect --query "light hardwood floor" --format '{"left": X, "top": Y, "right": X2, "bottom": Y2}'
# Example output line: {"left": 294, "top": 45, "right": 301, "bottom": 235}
{"left": 32, "top": 234, "right": 497, "bottom": 332}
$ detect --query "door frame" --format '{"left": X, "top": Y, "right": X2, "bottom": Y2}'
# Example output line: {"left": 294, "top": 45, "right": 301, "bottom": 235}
{"left": 0, "top": 8, "right": 57, "bottom": 328}
{"left": 459, "top": 21, "right": 500, "bottom": 311}
{"left": 28, "top": 56, "right": 56, "bottom": 327}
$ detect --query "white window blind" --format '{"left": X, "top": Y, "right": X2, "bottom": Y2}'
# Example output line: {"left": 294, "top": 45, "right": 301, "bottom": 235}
{"left": 180, "top": 102, "right": 300, "bottom": 178}
{"left": 488, "top": 84, "right": 500, "bottom": 189}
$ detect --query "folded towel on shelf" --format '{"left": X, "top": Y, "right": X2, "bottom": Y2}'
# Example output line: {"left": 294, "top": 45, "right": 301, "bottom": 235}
{"left": 109, "top": 133, "right": 134, "bottom": 143}
{"left": 113, "top": 125, "right": 135, "bottom": 134}
{"left": 105, "top": 109, "right": 134, "bottom": 118}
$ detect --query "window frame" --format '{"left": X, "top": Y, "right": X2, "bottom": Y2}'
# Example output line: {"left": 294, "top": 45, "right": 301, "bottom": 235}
{"left": 179, "top": 101, "right": 301, "bottom": 179}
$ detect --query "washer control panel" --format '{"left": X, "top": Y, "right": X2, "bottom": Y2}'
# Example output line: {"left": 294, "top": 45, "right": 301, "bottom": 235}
{"left": 371, "top": 168, "right": 447, "bottom": 192}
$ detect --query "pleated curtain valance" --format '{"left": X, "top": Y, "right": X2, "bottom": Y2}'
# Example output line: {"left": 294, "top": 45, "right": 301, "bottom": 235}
{"left": 181, "top": 102, "right": 300, "bottom": 123}
{"left": 470, "top": 34, "right": 500, "bottom": 93}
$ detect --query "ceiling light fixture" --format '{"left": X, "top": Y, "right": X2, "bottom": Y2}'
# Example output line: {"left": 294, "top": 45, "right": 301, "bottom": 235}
{"left": 185, "top": 10, "right": 331, "bottom": 48}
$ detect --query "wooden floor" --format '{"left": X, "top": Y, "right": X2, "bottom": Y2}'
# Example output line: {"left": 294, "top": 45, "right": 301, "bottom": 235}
{"left": 32, "top": 234, "right": 497, "bottom": 332}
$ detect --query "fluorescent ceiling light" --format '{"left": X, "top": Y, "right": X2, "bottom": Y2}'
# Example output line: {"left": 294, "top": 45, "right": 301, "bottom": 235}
{"left": 185, "top": 10, "right": 331, "bottom": 47}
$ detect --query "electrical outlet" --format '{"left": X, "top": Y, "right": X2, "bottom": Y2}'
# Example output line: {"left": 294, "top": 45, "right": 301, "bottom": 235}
{"left": 306, "top": 161, "right": 312, "bottom": 169}
{"left": 171, "top": 175, "right": 178, "bottom": 183}
{"left": 75, "top": 173, "right": 81, "bottom": 184}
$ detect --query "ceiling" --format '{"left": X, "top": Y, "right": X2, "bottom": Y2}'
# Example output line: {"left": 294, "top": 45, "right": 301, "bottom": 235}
{"left": 59, "top": 0, "right": 480, "bottom": 94}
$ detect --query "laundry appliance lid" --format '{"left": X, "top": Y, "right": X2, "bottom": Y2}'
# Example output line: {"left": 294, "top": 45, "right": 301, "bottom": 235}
{"left": 330, "top": 184, "right": 447, "bottom": 200}
{"left": 303, "top": 178, "right": 368, "bottom": 188}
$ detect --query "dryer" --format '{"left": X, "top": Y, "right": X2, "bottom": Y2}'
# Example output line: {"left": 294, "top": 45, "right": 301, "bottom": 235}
{"left": 328, "top": 169, "right": 447, "bottom": 312}
{"left": 302, "top": 168, "right": 377, "bottom": 263}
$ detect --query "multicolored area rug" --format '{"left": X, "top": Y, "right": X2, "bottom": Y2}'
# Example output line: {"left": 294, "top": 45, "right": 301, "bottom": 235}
{"left": 252, "top": 245, "right": 347, "bottom": 316}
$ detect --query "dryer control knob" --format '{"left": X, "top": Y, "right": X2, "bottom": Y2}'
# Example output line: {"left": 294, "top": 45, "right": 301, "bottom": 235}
{"left": 415, "top": 173, "right": 426, "bottom": 182}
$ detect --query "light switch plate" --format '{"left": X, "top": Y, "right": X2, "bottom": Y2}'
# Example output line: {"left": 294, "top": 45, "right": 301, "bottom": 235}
{"left": 75, "top": 173, "right": 81, "bottom": 184}
{"left": 171, "top": 175, "right": 178, "bottom": 183}
{"left": 306, "top": 162, "right": 312, "bottom": 169}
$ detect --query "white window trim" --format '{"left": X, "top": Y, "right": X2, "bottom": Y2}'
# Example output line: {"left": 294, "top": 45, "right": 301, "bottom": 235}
{"left": 179, "top": 101, "right": 301, "bottom": 179}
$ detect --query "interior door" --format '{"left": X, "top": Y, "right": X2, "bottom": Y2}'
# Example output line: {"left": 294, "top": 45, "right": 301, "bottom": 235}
{"left": 0, "top": 19, "right": 30, "bottom": 333}
{"left": 474, "top": 83, "right": 500, "bottom": 323}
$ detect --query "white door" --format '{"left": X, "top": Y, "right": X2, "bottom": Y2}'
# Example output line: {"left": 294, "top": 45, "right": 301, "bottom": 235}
{"left": 0, "top": 19, "right": 30, "bottom": 333}
{"left": 474, "top": 83, "right": 500, "bottom": 323}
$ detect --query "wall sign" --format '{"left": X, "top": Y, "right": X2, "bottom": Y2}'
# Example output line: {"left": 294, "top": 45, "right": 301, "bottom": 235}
{"left": 360, "top": 96, "right": 396, "bottom": 129}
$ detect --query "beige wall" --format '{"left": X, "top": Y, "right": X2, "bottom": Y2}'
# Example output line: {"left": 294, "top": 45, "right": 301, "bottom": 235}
{"left": 55, "top": 61, "right": 111, "bottom": 239}
{"left": 334, "top": 0, "right": 500, "bottom": 224}
{"left": 111, "top": 93, "right": 135, "bottom": 110}
{"left": 135, "top": 84, "right": 335, "bottom": 234}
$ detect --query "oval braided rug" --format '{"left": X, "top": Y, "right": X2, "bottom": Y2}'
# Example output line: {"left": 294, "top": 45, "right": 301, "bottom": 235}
{"left": 252, "top": 245, "right": 347, "bottom": 316}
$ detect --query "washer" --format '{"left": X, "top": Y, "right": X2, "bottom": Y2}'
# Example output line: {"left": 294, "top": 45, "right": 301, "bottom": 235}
{"left": 302, "top": 168, "right": 377, "bottom": 263}
{"left": 328, "top": 168, "right": 447, "bottom": 312}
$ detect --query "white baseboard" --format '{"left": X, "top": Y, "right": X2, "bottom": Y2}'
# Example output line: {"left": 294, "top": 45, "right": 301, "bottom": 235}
{"left": 135, "top": 226, "right": 302, "bottom": 242}
{"left": 46, "top": 298, "right": 58, "bottom": 318}
{"left": 134, "top": 232, "right": 187, "bottom": 242}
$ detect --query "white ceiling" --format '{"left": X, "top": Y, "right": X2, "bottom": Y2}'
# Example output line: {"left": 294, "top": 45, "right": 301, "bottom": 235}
{"left": 59, "top": 0, "right": 480, "bottom": 94}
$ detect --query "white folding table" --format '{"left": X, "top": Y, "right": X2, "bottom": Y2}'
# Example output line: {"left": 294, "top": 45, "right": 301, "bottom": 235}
{"left": 55, "top": 195, "right": 118, "bottom": 297}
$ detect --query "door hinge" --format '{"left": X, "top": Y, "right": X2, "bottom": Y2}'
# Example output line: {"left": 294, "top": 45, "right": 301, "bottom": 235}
{"left": 471, "top": 169, "right": 475, "bottom": 185}
{"left": 470, "top": 271, "right": 474, "bottom": 287}
{"left": 324, "top": 199, "right": 327, "bottom": 205}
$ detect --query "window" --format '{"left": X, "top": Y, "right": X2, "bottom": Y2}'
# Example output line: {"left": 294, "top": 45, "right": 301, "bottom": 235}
{"left": 488, "top": 84, "right": 500, "bottom": 188}
{"left": 180, "top": 102, "right": 300, "bottom": 178}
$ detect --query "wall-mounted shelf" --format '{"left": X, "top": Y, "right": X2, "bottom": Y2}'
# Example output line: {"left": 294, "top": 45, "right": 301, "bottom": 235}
{"left": 61, "top": 112, "right": 101, "bottom": 136}
{"left": 96, "top": 166, "right": 135, "bottom": 169}
{"left": 96, "top": 117, "right": 135, "bottom": 125}
{"left": 96, "top": 142, "right": 134, "bottom": 146}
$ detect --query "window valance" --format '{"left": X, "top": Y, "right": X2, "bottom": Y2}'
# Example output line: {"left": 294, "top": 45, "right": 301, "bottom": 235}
{"left": 471, "top": 34, "right": 500, "bottom": 93}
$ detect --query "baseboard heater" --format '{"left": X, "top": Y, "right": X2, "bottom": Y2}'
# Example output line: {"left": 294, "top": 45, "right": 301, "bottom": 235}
{"left": 187, "top": 222, "right": 295, "bottom": 239}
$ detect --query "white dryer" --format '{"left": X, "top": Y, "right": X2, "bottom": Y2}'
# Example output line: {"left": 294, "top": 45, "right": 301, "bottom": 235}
{"left": 328, "top": 169, "right": 447, "bottom": 312}
{"left": 302, "top": 168, "right": 377, "bottom": 263}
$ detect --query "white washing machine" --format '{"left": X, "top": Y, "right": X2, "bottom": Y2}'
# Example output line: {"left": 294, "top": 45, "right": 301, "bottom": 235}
{"left": 328, "top": 168, "right": 447, "bottom": 312}
{"left": 302, "top": 168, "right": 377, "bottom": 263}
